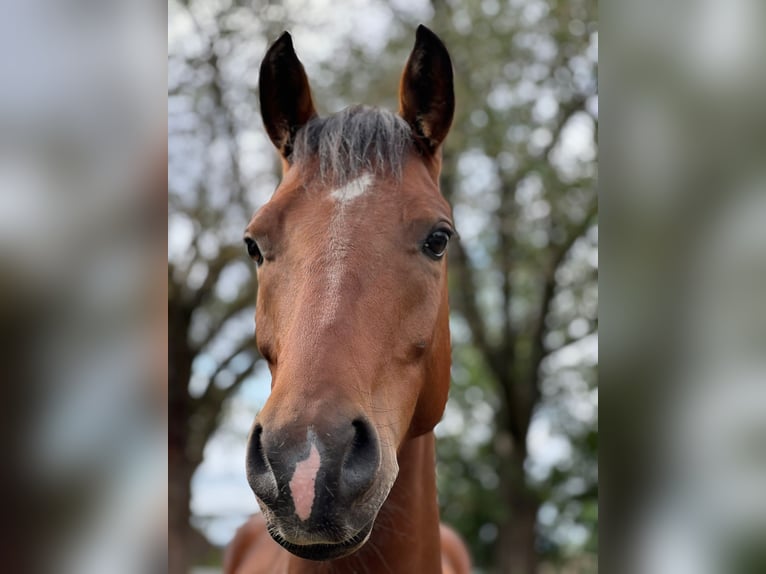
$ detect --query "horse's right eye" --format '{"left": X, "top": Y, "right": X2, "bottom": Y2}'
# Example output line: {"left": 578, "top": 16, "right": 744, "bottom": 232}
{"left": 244, "top": 237, "right": 264, "bottom": 265}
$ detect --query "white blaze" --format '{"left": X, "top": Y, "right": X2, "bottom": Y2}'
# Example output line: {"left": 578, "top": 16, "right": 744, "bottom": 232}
{"left": 330, "top": 172, "right": 373, "bottom": 204}
{"left": 289, "top": 443, "right": 321, "bottom": 522}
{"left": 322, "top": 173, "right": 374, "bottom": 324}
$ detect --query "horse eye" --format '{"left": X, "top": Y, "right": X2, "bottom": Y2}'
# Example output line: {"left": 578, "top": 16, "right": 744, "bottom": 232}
{"left": 244, "top": 237, "right": 264, "bottom": 265}
{"left": 423, "top": 230, "right": 451, "bottom": 260}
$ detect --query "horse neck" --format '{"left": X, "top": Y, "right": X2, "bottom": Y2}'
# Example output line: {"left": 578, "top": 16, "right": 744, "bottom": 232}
{"left": 287, "top": 432, "right": 442, "bottom": 574}
{"left": 372, "top": 432, "right": 443, "bottom": 569}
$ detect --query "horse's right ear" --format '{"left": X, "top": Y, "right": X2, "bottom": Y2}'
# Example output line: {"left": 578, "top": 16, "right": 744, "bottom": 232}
{"left": 259, "top": 32, "right": 317, "bottom": 159}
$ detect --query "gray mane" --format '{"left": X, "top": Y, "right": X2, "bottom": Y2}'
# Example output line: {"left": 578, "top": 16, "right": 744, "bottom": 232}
{"left": 291, "top": 105, "right": 414, "bottom": 185}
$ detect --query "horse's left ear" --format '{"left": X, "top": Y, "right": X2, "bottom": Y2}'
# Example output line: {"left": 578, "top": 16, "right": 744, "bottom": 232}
{"left": 259, "top": 32, "right": 317, "bottom": 159}
{"left": 399, "top": 25, "right": 455, "bottom": 153}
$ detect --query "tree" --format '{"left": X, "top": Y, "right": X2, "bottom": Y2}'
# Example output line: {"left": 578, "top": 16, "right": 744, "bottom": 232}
{"left": 168, "top": 3, "right": 280, "bottom": 570}
{"left": 427, "top": 0, "right": 598, "bottom": 571}
{"left": 169, "top": 1, "right": 598, "bottom": 572}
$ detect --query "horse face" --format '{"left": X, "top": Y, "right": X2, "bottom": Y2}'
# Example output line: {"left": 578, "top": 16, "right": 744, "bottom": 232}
{"left": 243, "top": 26, "right": 454, "bottom": 561}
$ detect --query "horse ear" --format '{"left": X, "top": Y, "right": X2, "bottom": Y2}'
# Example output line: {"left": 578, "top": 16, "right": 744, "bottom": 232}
{"left": 399, "top": 25, "right": 455, "bottom": 153}
{"left": 259, "top": 32, "right": 317, "bottom": 159}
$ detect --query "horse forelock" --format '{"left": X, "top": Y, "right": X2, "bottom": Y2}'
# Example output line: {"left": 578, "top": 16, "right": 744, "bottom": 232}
{"left": 291, "top": 105, "right": 414, "bottom": 186}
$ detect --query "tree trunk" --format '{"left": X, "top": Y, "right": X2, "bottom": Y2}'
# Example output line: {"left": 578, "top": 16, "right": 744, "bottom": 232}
{"left": 169, "top": 461, "right": 195, "bottom": 574}
{"left": 496, "top": 445, "right": 539, "bottom": 574}
{"left": 169, "top": 302, "right": 194, "bottom": 574}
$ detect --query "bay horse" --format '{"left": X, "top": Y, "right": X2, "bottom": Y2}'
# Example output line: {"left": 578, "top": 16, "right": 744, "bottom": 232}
{"left": 225, "top": 26, "right": 471, "bottom": 574}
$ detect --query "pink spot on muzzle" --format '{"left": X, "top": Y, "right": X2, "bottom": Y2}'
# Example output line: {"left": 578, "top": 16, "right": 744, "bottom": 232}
{"left": 289, "top": 443, "right": 321, "bottom": 521}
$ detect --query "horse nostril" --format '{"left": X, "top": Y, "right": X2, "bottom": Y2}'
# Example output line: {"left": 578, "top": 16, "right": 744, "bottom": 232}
{"left": 248, "top": 424, "right": 265, "bottom": 469}
{"left": 340, "top": 418, "right": 380, "bottom": 498}
{"left": 246, "top": 424, "right": 278, "bottom": 505}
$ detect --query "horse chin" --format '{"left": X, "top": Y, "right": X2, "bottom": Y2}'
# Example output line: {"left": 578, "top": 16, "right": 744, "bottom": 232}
{"left": 268, "top": 520, "right": 375, "bottom": 561}
{"left": 256, "top": 456, "right": 399, "bottom": 561}
{"left": 258, "top": 496, "right": 383, "bottom": 561}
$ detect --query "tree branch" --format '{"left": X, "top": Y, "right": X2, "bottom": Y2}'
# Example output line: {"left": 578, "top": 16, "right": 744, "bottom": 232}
{"left": 527, "top": 198, "right": 598, "bottom": 407}
{"left": 188, "top": 244, "right": 243, "bottom": 307}
{"left": 496, "top": 171, "right": 516, "bottom": 381}
{"left": 194, "top": 285, "right": 256, "bottom": 353}
{"left": 197, "top": 334, "right": 257, "bottom": 404}
{"left": 498, "top": 95, "right": 587, "bottom": 198}
{"left": 187, "top": 359, "right": 258, "bottom": 466}
{"left": 449, "top": 235, "right": 492, "bottom": 355}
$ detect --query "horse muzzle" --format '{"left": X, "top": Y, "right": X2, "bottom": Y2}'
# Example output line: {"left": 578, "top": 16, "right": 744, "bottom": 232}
{"left": 246, "top": 416, "right": 394, "bottom": 560}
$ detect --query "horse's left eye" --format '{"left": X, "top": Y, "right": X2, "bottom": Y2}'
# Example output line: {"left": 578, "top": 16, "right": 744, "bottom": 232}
{"left": 423, "top": 230, "right": 451, "bottom": 260}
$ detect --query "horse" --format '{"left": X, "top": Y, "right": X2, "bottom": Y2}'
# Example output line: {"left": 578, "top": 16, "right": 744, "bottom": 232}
{"left": 225, "top": 25, "right": 471, "bottom": 574}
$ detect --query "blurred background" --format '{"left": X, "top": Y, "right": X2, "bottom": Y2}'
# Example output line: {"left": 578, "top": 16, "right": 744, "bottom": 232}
{"left": 601, "top": 2, "right": 766, "bottom": 573}
{"left": 0, "top": 0, "right": 762, "bottom": 573}
{"left": 1, "top": 0, "right": 764, "bottom": 572}
{"left": 169, "top": 1, "right": 598, "bottom": 573}
{"left": 0, "top": 2, "right": 165, "bottom": 574}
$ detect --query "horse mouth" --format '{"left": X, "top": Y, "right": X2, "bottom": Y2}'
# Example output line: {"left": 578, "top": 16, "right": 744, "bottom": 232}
{"left": 267, "top": 520, "right": 374, "bottom": 561}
